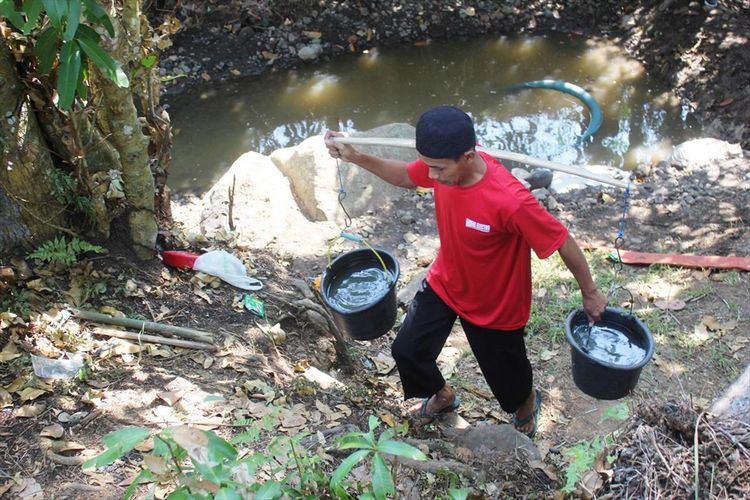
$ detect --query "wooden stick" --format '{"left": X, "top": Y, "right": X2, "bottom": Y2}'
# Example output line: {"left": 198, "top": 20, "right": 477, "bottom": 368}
{"left": 92, "top": 326, "right": 216, "bottom": 351}
{"left": 71, "top": 308, "right": 213, "bottom": 342}
{"left": 331, "top": 136, "right": 630, "bottom": 188}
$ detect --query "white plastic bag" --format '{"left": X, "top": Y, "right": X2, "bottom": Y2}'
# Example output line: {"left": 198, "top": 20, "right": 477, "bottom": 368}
{"left": 192, "top": 250, "right": 263, "bottom": 291}
{"left": 32, "top": 352, "right": 83, "bottom": 379}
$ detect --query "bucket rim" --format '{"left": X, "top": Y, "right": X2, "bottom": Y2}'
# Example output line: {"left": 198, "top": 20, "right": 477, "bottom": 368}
{"left": 320, "top": 248, "right": 400, "bottom": 315}
{"left": 564, "top": 307, "right": 655, "bottom": 371}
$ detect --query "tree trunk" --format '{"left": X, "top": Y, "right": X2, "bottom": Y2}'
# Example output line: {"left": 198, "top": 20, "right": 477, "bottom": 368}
{"left": 93, "top": 0, "right": 159, "bottom": 259}
{"left": 0, "top": 44, "right": 68, "bottom": 255}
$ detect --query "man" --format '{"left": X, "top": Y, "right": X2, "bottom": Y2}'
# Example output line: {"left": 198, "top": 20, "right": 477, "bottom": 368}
{"left": 324, "top": 106, "right": 607, "bottom": 437}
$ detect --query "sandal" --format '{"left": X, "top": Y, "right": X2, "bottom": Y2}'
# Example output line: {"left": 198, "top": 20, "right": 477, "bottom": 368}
{"left": 513, "top": 389, "right": 542, "bottom": 438}
{"left": 419, "top": 397, "right": 460, "bottom": 420}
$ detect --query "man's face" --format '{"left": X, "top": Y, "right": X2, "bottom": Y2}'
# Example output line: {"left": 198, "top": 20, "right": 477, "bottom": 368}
{"left": 419, "top": 152, "right": 471, "bottom": 186}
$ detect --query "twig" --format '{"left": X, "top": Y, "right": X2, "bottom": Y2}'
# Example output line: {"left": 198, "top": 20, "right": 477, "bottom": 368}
{"left": 695, "top": 411, "right": 705, "bottom": 500}
{"left": 92, "top": 326, "right": 216, "bottom": 351}
{"left": 228, "top": 175, "right": 236, "bottom": 231}
{"left": 72, "top": 308, "right": 213, "bottom": 343}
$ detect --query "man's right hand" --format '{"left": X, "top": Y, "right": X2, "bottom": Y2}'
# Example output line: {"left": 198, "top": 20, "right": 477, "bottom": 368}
{"left": 324, "top": 130, "right": 358, "bottom": 163}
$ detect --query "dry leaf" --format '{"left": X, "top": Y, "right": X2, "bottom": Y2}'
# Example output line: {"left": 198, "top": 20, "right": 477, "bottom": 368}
{"left": 369, "top": 353, "right": 396, "bottom": 375}
{"left": 0, "top": 340, "right": 22, "bottom": 362}
{"left": 529, "top": 459, "right": 558, "bottom": 481}
{"left": 718, "top": 97, "right": 734, "bottom": 107}
{"left": 0, "top": 387, "right": 12, "bottom": 408}
{"left": 193, "top": 287, "right": 213, "bottom": 304}
{"left": 40, "top": 423, "right": 64, "bottom": 439}
{"left": 144, "top": 455, "right": 168, "bottom": 475}
{"left": 281, "top": 411, "right": 307, "bottom": 429}
{"left": 203, "top": 356, "right": 214, "bottom": 369}
{"left": 157, "top": 391, "right": 183, "bottom": 406}
{"left": 379, "top": 412, "right": 398, "bottom": 428}
{"left": 171, "top": 426, "right": 208, "bottom": 456}
{"left": 18, "top": 387, "right": 47, "bottom": 403}
{"left": 17, "top": 403, "right": 46, "bottom": 418}
{"left": 538, "top": 349, "right": 558, "bottom": 361}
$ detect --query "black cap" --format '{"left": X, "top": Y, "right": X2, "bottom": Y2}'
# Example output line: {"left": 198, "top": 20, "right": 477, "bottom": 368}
{"left": 415, "top": 105, "right": 476, "bottom": 159}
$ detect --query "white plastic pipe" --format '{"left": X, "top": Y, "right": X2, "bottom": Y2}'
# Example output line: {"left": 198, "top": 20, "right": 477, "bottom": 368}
{"left": 331, "top": 136, "right": 630, "bottom": 189}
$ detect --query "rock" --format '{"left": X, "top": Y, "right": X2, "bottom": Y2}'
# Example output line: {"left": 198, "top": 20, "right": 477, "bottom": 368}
{"left": 527, "top": 168, "right": 553, "bottom": 190}
{"left": 670, "top": 138, "right": 743, "bottom": 170}
{"left": 531, "top": 187, "right": 549, "bottom": 201}
{"left": 445, "top": 423, "right": 541, "bottom": 462}
{"left": 270, "top": 123, "right": 414, "bottom": 225}
{"left": 512, "top": 167, "right": 531, "bottom": 182}
{"left": 397, "top": 268, "right": 428, "bottom": 306}
{"left": 710, "top": 364, "right": 750, "bottom": 424}
{"left": 297, "top": 43, "right": 322, "bottom": 61}
{"left": 200, "top": 151, "right": 335, "bottom": 254}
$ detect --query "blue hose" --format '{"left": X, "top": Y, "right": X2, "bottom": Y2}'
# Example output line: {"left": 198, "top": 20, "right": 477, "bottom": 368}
{"left": 507, "top": 79, "right": 603, "bottom": 144}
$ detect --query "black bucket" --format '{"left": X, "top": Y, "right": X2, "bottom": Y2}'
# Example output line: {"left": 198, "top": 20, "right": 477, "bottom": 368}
{"left": 565, "top": 307, "right": 654, "bottom": 400}
{"left": 321, "top": 248, "right": 400, "bottom": 341}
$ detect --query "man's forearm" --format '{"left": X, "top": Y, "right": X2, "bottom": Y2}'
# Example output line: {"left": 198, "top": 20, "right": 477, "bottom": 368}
{"left": 557, "top": 235, "right": 597, "bottom": 295}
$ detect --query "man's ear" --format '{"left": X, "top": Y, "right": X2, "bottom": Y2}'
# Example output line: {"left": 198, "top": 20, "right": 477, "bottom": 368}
{"left": 463, "top": 150, "right": 476, "bottom": 161}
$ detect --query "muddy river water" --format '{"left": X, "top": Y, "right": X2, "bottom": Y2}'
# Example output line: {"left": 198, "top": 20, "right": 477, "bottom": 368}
{"left": 166, "top": 34, "right": 698, "bottom": 194}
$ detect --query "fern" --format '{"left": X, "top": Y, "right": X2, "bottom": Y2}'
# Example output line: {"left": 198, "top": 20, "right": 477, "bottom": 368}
{"left": 29, "top": 236, "right": 106, "bottom": 266}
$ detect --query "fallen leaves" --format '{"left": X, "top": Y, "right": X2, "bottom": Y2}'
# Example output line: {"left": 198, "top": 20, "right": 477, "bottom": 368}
{"left": 691, "top": 315, "right": 737, "bottom": 346}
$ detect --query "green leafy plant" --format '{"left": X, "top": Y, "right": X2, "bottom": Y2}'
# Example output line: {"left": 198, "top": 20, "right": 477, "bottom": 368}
{"left": 28, "top": 236, "right": 106, "bottom": 266}
{"left": 561, "top": 435, "right": 616, "bottom": 494}
{"left": 330, "top": 415, "right": 428, "bottom": 499}
{"left": 48, "top": 168, "right": 95, "bottom": 225}
{"left": 1, "top": 0, "right": 129, "bottom": 109}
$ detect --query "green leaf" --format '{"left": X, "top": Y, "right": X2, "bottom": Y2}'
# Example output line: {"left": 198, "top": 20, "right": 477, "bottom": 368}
{"left": 140, "top": 53, "right": 158, "bottom": 69}
{"left": 192, "top": 461, "right": 230, "bottom": 485}
{"left": 34, "top": 26, "right": 59, "bottom": 74}
{"left": 336, "top": 434, "right": 372, "bottom": 450}
{"left": 370, "top": 452, "right": 394, "bottom": 500}
{"left": 205, "top": 431, "right": 237, "bottom": 462}
{"left": 42, "top": 0, "right": 64, "bottom": 30}
{"left": 76, "top": 25, "right": 128, "bottom": 87}
{"left": 124, "top": 469, "right": 153, "bottom": 500}
{"left": 600, "top": 402, "right": 630, "bottom": 423}
{"left": 57, "top": 39, "right": 81, "bottom": 109}
{"left": 253, "top": 481, "right": 283, "bottom": 500}
{"left": 82, "top": 426, "right": 150, "bottom": 468}
{"left": 0, "top": 1, "right": 26, "bottom": 29}
{"left": 375, "top": 440, "right": 427, "bottom": 460}
{"left": 214, "top": 488, "right": 241, "bottom": 500}
{"left": 63, "top": 0, "right": 80, "bottom": 41}
{"left": 22, "top": 0, "right": 43, "bottom": 34}
{"left": 330, "top": 449, "right": 370, "bottom": 495}
{"left": 164, "top": 488, "right": 192, "bottom": 500}
{"left": 447, "top": 488, "right": 470, "bottom": 500}
{"left": 367, "top": 415, "right": 380, "bottom": 434}
{"left": 81, "top": 0, "right": 113, "bottom": 36}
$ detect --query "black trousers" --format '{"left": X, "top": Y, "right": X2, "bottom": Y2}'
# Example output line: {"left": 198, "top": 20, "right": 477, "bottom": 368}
{"left": 391, "top": 280, "right": 533, "bottom": 414}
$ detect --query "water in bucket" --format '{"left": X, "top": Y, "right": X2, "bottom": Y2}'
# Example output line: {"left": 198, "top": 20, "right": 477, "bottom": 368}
{"left": 326, "top": 264, "right": 392, "bottom": 311}
{"left": 572, "top": 324, "right": 647, "bottom": 367}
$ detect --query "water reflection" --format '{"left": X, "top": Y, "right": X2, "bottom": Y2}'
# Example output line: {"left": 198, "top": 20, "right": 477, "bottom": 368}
{"left": 167, "top": 34, "right": 697, "bottom": 194}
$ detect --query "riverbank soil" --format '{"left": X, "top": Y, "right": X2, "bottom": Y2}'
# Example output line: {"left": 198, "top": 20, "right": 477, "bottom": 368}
{"left": 1, "top": 1, "right": 749, "bottom": 498}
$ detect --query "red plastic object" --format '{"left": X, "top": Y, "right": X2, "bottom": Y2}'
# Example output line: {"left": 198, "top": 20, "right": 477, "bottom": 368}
{"left": 160, "top": 250, "right": 200, "bottom": 269}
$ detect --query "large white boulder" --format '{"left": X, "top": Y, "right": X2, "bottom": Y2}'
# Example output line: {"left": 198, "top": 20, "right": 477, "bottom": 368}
{"left": 269, "top": 123, "right": 416, "bottom": 225}
{"left": 200, "top": 151, "right": 337, "bottom": 254}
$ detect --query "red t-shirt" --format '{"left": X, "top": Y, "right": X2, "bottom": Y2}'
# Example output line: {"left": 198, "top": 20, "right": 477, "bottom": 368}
{"left": 407, "top": 152, "right": 568, "bottom": 329}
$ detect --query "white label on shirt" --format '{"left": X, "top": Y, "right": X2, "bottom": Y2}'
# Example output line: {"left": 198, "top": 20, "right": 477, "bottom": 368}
{"left": 465, "top": 218, "right": 490, "bottom": 233}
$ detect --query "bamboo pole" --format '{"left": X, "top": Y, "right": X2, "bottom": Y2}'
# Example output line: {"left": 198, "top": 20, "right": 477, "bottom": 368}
{"left": 71, "top": 308, "right": 213, "bottom": 343}
{"left": 92, "top": 326, "right": 216, "bottom": 351}
{"left": 330, "top": 136, "right": 630, "bottom": 188}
